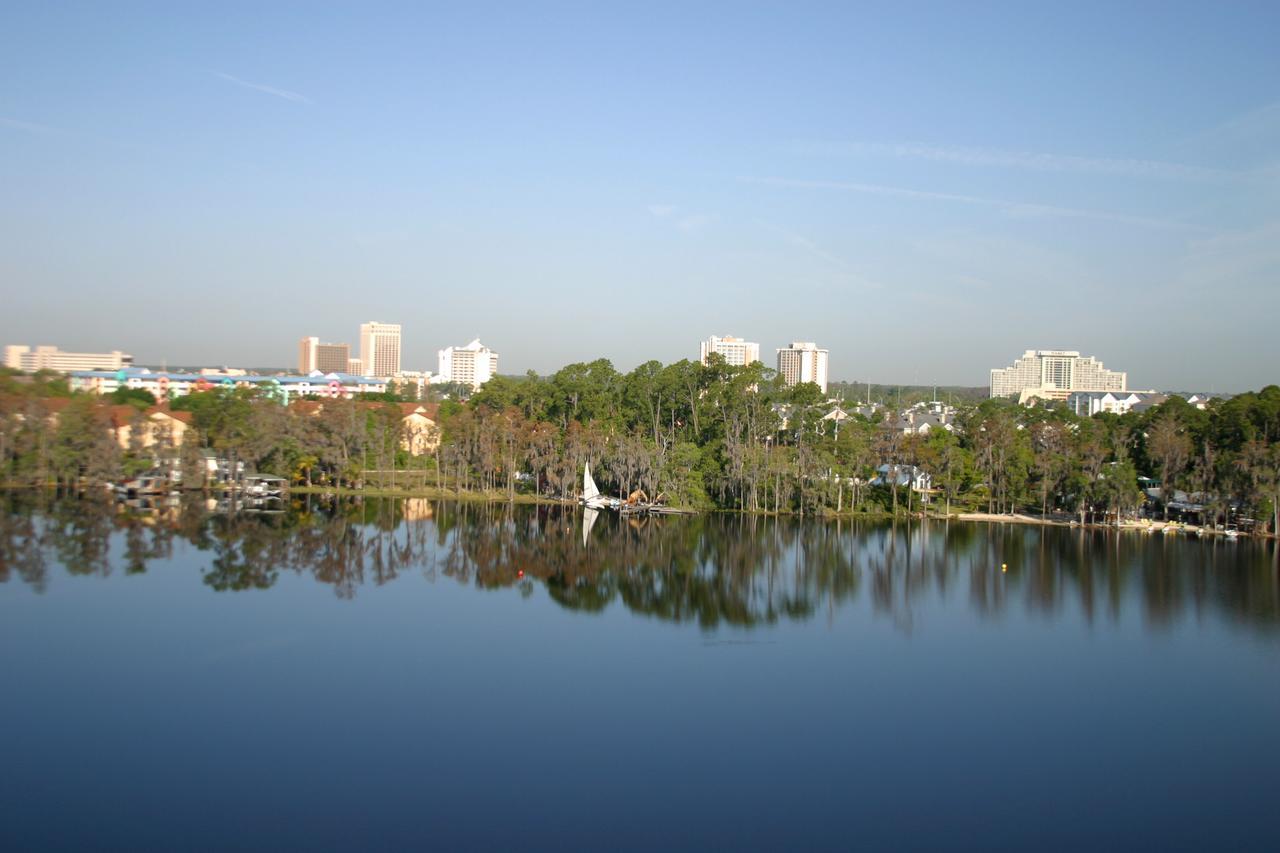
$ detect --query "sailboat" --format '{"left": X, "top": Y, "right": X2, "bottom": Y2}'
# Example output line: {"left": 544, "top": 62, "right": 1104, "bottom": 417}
{"left": 581, "top": 463, "right": 620, "bottom": 511}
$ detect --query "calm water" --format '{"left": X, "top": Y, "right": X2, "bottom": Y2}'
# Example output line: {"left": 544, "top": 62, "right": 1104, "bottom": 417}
{"left": 2, "top": 495, "right": 1278, "bottom": 851}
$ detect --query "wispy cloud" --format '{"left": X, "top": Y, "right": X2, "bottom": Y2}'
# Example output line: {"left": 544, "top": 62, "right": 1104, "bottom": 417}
{"left": 647, "top": 204, "right": 715, "bottom": 233}
{"left": 1177, "top": 221, "right": 1280, "bottom": 289}
{"left": 1173, "top": 100, "right": 1280, "bottom": 172}
{"left": 213, "top": 72, "right": 313, "bottom": 104}
{"left": 1180, "top": 101, "right": 1280, "bottom": 149}
{"left": 911, "top": 231, "right": 1097, "bottom": 295}
{"left": 0, "top": 117, "right": 59, "bottom": 134}
{"left": 1, "top": 115, "right": 164, "bottom": 155}
{"left": 796, "top": 141, "right": 1231, "bottom": 182}
{"left": 739, "top": 175, "right": 1214, "bottom": 233}
{"left": 758, "top": 222, "right": 883, "bottom": 290}
{"left": 676, "top": 213, "right": 716, "bottom": 233}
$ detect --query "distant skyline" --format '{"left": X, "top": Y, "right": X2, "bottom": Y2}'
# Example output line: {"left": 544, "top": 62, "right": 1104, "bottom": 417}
{"left": 2, "top": 2, "right": 1278, "bottom": 391}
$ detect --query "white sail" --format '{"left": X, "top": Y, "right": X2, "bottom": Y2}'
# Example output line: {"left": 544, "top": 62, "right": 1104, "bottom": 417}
{"left": 581, "top": 462, "right": 618, "bottom": 511}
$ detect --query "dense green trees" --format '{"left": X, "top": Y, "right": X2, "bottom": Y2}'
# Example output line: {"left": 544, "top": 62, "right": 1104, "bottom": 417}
{"left": 395, "top": 368, "right": 1280, "bottom": 530}
{"left": 2, "top": 365, "right": 1279, "bottom": 533}
{"left": 50, "top": 398, "right": 121, "bottom": 487}
{"left": 108, "top": 387, "right": 157, "bottom": 408}
{"left": 0, "top": 368, "right": 71, "bottom": 399}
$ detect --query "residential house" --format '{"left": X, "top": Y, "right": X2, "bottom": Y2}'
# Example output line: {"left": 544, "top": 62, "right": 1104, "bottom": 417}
{"left": 108, "top": 405, "right": 193, "bottom": 450}
{"left": 822, "top": 405, "right": 852, "bottom": 424}
{"left": 398, "top": 403, "right": 442, "bottom": 455}
{"left": 886, "top": 408, "right": 954, "bottom": 436}
{"left": 290, "top": 400, "right": 441, "bottom": 455}
{"left": 1066, "top": 391, "right": 1168, "bottom": 417}
{"left": 1183, "top": 394, "right": 1222, "bottom": 410}
{"left": 871, "top": 464, "right": 933, "bottom": 495}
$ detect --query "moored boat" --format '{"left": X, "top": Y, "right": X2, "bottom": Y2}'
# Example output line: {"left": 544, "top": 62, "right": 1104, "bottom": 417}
{"left": 580, "top": 463, "right": 620, "bottom": 511}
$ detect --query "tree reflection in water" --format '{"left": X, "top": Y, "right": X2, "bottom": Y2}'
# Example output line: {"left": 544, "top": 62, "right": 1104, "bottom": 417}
{"left": 1, "top": 493, "right": 1278, "bottom": 632}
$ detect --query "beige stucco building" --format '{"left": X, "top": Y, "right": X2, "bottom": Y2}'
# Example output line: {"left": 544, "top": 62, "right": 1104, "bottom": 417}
{"left": 776, "top": 341, "right": 829, "bottom": 393}
{"left": 700, "top": 335, "right": 760, "bottom": 367}
{"left": 359, "top": 322, "right": 402, "bottom": 378}
{"left": 290, "top": 400, "right": 440, "bottom": 455}
{"left": 109, "top": 406, "right": 194, "bottom": 450}
{"left": 990, "top": 350, "right": 1127, "bottom": 402}
{"left": 298, "top": 337, "right": 352, "bottom": 374}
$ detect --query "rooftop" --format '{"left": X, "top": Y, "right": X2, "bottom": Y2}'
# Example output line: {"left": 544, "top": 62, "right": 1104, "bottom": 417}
{"left": 71, "top": 367, "right": 386, "bottom": 385}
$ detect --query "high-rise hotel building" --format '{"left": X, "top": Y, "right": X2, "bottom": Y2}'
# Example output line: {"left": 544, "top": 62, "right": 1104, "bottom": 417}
{"left": 298, "top": 337, "right": 353, "bottom": 374}
{"left": 437, "top": 339, "right": 499, "bottom": 390}
{"left": 990, "top": 350, "right": 1126, "bottom": 401}
{"left": 359, "top": 322, "right": 402, "bottom": 378}
{"left": 776, "top": 342, "right": 829, "bottom": 393}
{"left": 699, "top": 335, "right": 761, "bottom": 367}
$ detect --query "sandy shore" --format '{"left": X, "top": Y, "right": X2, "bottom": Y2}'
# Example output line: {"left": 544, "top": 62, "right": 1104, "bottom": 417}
{"left": 957, "top": 512, "right": 1071, "bottom": 527}
{"left": 952, "top": 512, "right": 1254, "bottom": 538}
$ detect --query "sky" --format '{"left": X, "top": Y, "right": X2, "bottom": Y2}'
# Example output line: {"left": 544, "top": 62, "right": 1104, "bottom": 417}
{"left": 2, "top": 1, "right": 1278, "bottom": 391}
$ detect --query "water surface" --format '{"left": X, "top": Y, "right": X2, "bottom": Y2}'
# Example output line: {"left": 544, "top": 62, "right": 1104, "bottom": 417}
{"left": 2, "top": 495, "right": 1278, "bottom": 851}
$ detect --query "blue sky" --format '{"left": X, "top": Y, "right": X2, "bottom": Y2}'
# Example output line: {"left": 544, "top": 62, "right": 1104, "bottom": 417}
{"left": 2, "top": 1, "right": 1278, "bottom": 390}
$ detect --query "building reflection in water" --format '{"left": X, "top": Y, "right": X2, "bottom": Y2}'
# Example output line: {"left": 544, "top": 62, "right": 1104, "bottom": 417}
{"left": 1, "top": 492, "right": 1277, "bottom": 632}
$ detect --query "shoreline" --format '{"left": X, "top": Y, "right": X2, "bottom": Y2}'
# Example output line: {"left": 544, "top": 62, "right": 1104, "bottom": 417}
{"left": 0, "top": 485, "right": 1269, "bottom": 538}
{"left": 949, "top": 511, "right": 1265, "bottom": 539}
{"left": 289, "top": 485, "right": 569, "bottom": 505}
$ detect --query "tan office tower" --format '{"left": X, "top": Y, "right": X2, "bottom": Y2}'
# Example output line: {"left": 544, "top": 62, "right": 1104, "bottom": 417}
{"left": 360, "top": 322, "right": 402, "bottom": 378}
{"left": 315, "top": 343, "right": 350, "bottom": 373}
{"left": 299, "top": 338, "right": 352, "bottom": 374}
{"left": 298, "top": 337, "right": 318, "bottom": 373}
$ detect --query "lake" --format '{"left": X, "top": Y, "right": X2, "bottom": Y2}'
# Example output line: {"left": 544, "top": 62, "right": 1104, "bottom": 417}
{"left": 2, "top": 494, "right": 1278, "bottom": 851}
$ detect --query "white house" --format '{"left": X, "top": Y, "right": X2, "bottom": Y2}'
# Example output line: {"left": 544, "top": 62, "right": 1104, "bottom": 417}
{"left": 872, "top": 464, "right": 933, "bottom": 494}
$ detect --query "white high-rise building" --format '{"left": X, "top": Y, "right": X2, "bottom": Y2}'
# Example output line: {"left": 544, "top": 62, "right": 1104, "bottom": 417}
{"left": 438, "top": 339, "right": 499, "bottom": 390}
{"left": 990, "top": 350, "right": 1127, "bottom": 401}
{"left": 4, "top": 345, "right": 132, "bottom": 373}
{"left": 776, "top": 341, "right": 829, "bottom": 393}
{"left": 699, "top": 335, "right": 760, "bottom": 367}
{"left": 359, "top": 322, "right": 401, "bottom": 378}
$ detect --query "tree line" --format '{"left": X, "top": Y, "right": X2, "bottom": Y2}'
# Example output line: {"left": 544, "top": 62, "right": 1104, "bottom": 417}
{"left": 2, "top": 363, "right": 1278, "bottom": 533}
